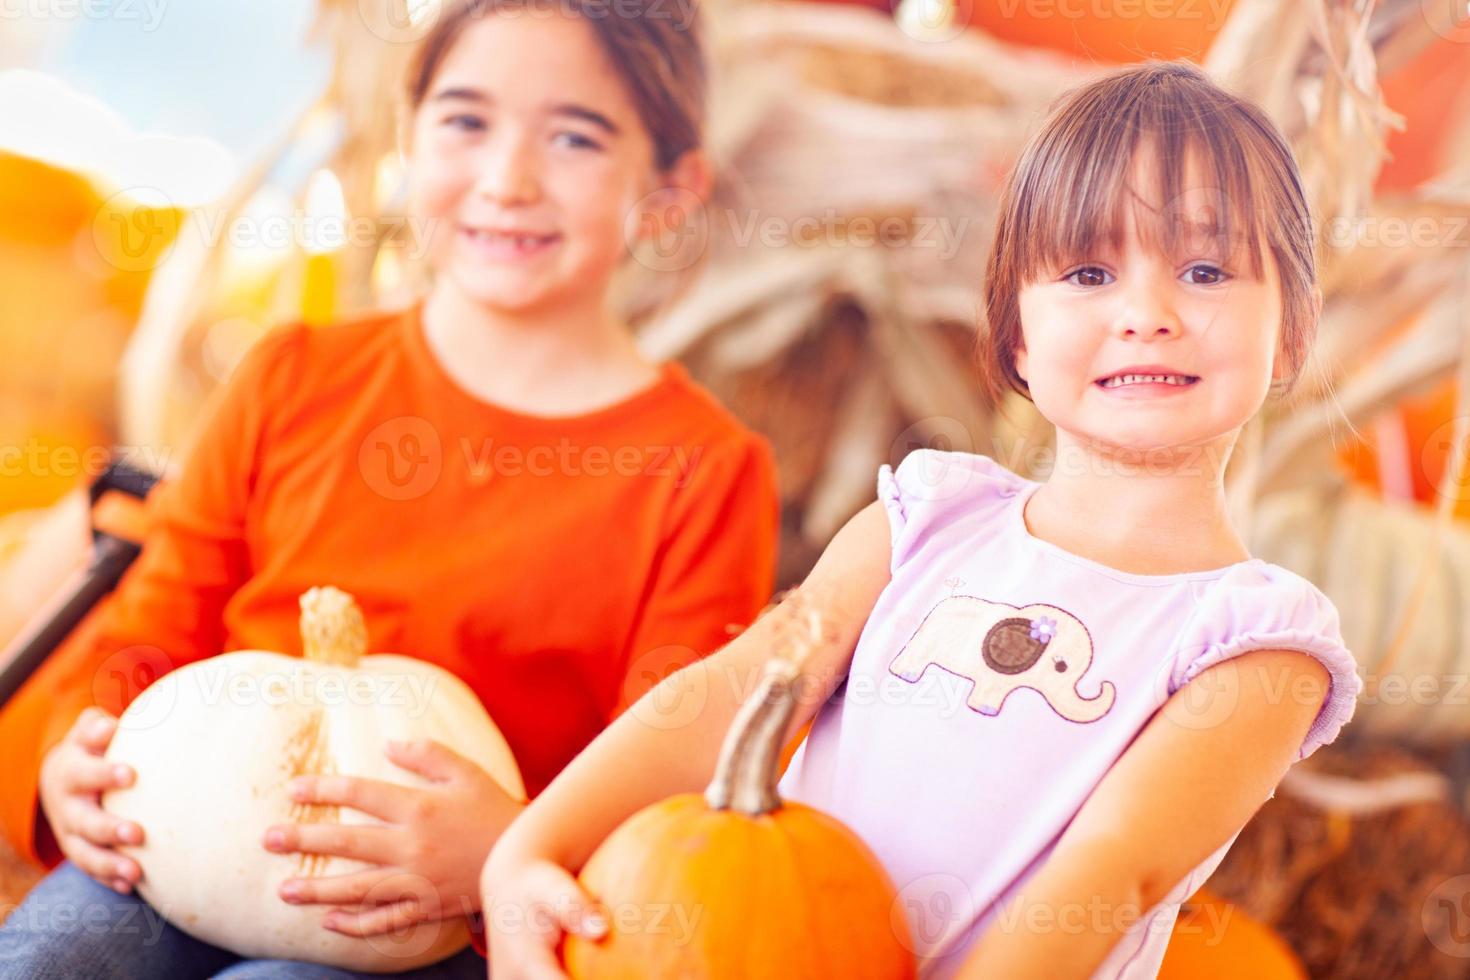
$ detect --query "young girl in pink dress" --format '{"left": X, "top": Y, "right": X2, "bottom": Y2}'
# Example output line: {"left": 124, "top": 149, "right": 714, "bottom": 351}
{"left": 483, "top": 58, "right": 1362, "bottom": 979}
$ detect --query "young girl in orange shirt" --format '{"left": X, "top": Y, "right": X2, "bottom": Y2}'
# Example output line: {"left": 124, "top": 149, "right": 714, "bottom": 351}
{"left": 0, "top": 1, "right": 777, "bottom": 976}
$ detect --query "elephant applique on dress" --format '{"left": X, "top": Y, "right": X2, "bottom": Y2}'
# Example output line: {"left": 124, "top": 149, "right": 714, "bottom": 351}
{"left": 889, "top": 596, "right": 1116, "bottom": 723}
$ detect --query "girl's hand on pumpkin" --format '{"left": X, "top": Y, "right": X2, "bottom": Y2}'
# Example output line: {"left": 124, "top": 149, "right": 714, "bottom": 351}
{"left": 481, "top": 855, "right": 606, "bottom": 980}
{"left": 261, "top": 737, "right": 524, "bottom": 937}
{"left": 37, "top": 707, "right": 146, "bottom": 895}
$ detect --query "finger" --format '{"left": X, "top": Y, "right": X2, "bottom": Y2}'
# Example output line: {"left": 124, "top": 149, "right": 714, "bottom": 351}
{"left": 321, "top": 897, "right": 429, "bottom": 938}
{"left": 278, "top": 868, "right": 401, "bottom": 907}
{"left": 61, "top": 754, "right": 135, "bottom": 795}
{"left": 288, "top": 774, "right": 413, "bottom": 823}
{"left": 70, "top": 799, "right": 143, "bottom": 849}
{"left": 63, "top": 834, "right": 139, "bottom": 891}
{"left": 71, "top": 708, "right": 118, "bottom": 751}
{"left": 527, "top": 864, "right": 606, "bottom": 939}
{"left": 572, "top": 904, "right": 609, "bottom": 940}
{"left": 263, "top": 822, "right": 402, "bottom": 864}
{"left": 383, "top": 738, "right": 469, "bottom": 784}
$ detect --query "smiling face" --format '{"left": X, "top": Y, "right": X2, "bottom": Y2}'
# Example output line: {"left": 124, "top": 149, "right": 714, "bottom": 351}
{"left": 403, "top": 12, "right": 664, "bottom": 315}
{"left": 1013, "top": 145, "right": 1286, "bottom": 456}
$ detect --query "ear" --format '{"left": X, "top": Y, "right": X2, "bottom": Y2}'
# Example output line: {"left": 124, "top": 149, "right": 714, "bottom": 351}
{"left": 660, "top": 148, "right": 712, "bottom": 203}
{"left": 1014, "top": 343, "right": 1029, "bottom": 384}
{"left": 629, "top": 148, "right": 713, "bottom": 244}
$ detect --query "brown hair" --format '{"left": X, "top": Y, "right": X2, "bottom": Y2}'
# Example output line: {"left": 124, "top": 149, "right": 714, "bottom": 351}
{"left": 979, "top": 59, "right": 1318, "bottom": 405}
{"left": 403, "top": 0, "right": 705, "bottom": 171}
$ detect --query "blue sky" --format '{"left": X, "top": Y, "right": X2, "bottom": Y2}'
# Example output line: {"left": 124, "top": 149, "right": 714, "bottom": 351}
{"left": 42, "top": 0, "right": 330, "bottom": 165}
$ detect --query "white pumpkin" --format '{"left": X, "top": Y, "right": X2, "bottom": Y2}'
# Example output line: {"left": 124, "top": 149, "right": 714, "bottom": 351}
{"left": 102, "top": 586, "right": 525, "bottom": 972}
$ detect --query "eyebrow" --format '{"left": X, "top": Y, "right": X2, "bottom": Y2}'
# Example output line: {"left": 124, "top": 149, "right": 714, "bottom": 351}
{"left": 429, "top": 87, "right": 621, "bottom": 136}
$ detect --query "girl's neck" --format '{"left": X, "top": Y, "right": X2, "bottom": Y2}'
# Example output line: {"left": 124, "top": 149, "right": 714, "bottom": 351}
{"left": 419, "top": 279, "right": 660, "bottom": 416}
{"left": 1022, "top": 436, "right": 1251, "bottom": 576}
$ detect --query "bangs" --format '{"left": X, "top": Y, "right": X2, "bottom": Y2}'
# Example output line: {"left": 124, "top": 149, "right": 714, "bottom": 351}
{"left": 981, "top": 60, "right": 1320, "bottom": 406}
{"left": 1009, "top": 82, "right": 1291, "bottom": 285}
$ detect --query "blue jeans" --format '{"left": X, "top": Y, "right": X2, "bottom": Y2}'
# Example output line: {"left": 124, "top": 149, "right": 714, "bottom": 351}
{"left": 0, "top": 862, "right": 489, "bottom": 979}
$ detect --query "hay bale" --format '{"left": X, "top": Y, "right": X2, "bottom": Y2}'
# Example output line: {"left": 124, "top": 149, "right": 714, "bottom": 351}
{"left": 1206, "top": 739, "right": 1470, "bottom": 979}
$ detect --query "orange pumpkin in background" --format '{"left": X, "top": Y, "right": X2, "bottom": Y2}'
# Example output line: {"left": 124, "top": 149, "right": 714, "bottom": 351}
{"left": 1159, "top": 887, "right": 1307, "bottom": 980}
{"left": 1333, "top": 34, "right": 1470, "bottom": 507}
{"left": 0, "top": 152, "right": 184, "bottom": 518}
{"left": 1375, "top": 35, "right": 1470, "bottom": 194}
{"left": 563, "top": 660, "right": 915, "bottom": 980}
{"left": 0, "top": 414, "right": 108, "bottom": 517}
{"left": 0, "top": 152, "right": 188, "bottom": 646}
{"left": 965, "top": 0, "right": 1234, "bottom": 64}
{"left": 1335, "top": 368, "right": 1460, "bottom": 507}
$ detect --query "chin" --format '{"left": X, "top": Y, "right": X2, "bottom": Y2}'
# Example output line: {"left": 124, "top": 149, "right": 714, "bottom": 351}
{"left": 445, "top": 267, "right": 564, "bottom": 314}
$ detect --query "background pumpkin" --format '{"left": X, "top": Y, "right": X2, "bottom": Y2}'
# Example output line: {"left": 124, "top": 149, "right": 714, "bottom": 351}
{"left": 101, "top": 586, "right": 525, "bottom": 973}
{"left": 563, "top": 656, "right": 916, "bottom": 980}
{"left": 1158, "top": 886, "right": 1308, "bottom": 980}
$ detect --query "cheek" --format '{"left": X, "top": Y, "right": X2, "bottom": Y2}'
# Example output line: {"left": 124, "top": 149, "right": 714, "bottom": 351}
{"left": 553, "top": 161, "right": 645, "bottom": 255}
{"left": 1201, "top": 305, "right": 1277, "bottom": 376}
{"left": 406, "top": 153, "right": 468, "bottom": 221}
{"left": 406, "top": 186, "right": 466, "bottom": 273}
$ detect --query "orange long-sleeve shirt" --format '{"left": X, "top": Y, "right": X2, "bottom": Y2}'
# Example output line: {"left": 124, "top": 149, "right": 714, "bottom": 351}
{"left": 0, "top": 302, "right": 778, "bottom": 869}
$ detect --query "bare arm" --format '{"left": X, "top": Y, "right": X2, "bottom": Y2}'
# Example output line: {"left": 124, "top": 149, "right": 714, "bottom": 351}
{"left": 955, "top": 648, "right": 1329, "bottom": 979}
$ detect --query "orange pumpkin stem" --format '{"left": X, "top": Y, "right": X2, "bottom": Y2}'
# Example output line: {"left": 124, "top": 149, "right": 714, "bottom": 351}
{"left": 299, "top": 586, "right": 368, "bottom": 667}
{"left": 704, "top": 658, "right": 800, "bottom": 816}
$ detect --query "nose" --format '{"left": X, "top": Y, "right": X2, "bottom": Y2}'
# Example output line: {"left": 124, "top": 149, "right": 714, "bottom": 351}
{"left": 1112, "top": 273, "right": 1183, "bottom": 340}
{"left": 472, "top": 130, "right": 542, "bottom": 207}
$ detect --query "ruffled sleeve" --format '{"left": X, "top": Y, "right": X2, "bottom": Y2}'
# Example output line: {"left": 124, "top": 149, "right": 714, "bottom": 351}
{"left": 876, "top": 449, "right": 1027, "bottom": 573}
{"left": 876, "top": 460, "right": 909, "bottom": 571}
{"left": 1168, "top": 563, "right": 1364, "bottom": 763}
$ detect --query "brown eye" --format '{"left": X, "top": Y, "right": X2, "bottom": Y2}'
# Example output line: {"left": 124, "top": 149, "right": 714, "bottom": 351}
{"left": 1065, "top": 266, "right": 1110, "bottom": 287}
{"left": 1185, "top": 264, "right": 1228, "bottom": 285}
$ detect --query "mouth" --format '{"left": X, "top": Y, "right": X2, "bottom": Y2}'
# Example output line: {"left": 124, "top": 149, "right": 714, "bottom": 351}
{"left": 458, "top": 225, "right": 561, "bottom": 259}
{"left": 1094, "top": 372, "right": 1200, "bottom": 390}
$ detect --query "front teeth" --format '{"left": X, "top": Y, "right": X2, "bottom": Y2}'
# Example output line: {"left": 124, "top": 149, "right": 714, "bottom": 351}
{"left": 1100, "top": 374, "right": 1195, "bottom": 388}
{"left": 465, "top": 229, "right": 547, "bottom": 248}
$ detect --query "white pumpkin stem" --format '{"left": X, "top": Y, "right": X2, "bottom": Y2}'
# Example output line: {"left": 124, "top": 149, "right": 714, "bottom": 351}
{"left": 705, "top": 657, "right": 800, "bottom": 816}
{"left": 299, "top": 586, "right": 368, "bottom": 667}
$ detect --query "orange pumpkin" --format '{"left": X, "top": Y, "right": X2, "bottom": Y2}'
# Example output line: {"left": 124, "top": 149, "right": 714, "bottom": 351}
{"left": 1159, "top": 887, "right": 1306, "bottom": 980}
{"left": 965, "top": 0, "right": 1234, "bottom": 64}
{"left": 1376, "top": 36, "right": 1470, "bottom": 193}
{"left": 563, "top": 660, "right": 916, "bottom": 979}
{"left": 0, "top": 152, "right": 186, "bottom": 519}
